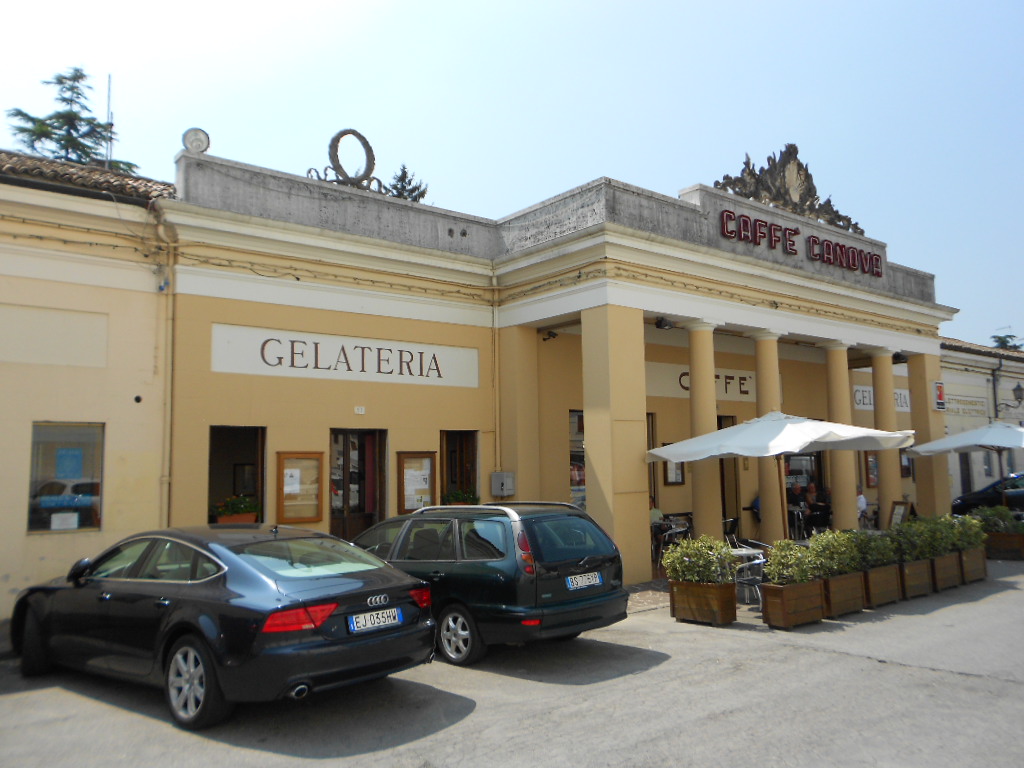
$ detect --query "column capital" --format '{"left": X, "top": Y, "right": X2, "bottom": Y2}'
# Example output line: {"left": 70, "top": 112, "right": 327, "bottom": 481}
{"left": 866, "top": 346, "right": 896, "bottom": 360}
{"left": 747, "top": 329, "right": 782, "bottom": 342}
{"left": 683, "top": 320, "right": 719, "bottom": 333}
{"left": 818, "top": 339, "right": 852, "bottom": 351}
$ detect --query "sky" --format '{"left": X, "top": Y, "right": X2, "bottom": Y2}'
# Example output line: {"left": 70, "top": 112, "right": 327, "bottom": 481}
{"left": 2, "top": 0, "right": 1020, "bottom": 348}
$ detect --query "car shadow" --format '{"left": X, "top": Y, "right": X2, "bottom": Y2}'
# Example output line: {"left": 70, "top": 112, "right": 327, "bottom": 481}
{"left": 0, "top": 664, "right": 475, "bottom": 758}
{"left": 467, "top": 636, "right": 670, "bottom": 684}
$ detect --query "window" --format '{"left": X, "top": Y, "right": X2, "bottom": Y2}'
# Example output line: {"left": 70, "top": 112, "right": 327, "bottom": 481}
{"left": 394, "top": 519, "right": 456, "bottom": 561}
{"left": 28, "top": 423, "right": 103, "bottom": 531}
{"left": 234, "top": 537, "right": 381, "bottom": 579}
{"left": 459, "top": 520, "right": 507, "bottom": 560}
{"left": 353, "top": 519, "right": 406, "bottom": 558}
{"left": 90, "top": 539, "right": 152, "bottom": 579}
{"left": 137, "top": 539, "right": 222, "bottom": 582}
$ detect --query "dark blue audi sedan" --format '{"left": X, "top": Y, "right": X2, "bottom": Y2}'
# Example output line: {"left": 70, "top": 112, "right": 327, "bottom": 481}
{"left": 9, "top": 525, "right": 435, "bottom": 729}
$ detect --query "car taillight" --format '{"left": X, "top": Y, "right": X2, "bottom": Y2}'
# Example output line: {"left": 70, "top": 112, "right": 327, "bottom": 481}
{"left": 409, "top": 586, "right": 432, "bottom": 609}
{"left": 517, "top": 531, "right": 535, "bottom": 574}
{"left": 521, "top": 618, "right": 541, "bottom": 626}
{"left": 262, "top": 602, "right": 338, "bottom": 633}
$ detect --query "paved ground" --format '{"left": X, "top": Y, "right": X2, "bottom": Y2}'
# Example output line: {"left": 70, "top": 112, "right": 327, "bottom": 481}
{"left": 2, "top": 561, "right": 1023, "bottom": 767}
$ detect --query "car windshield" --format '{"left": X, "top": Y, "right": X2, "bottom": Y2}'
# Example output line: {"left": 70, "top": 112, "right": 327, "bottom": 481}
{"left": 524, "top": 515, "right": 616, "bottom": 563}
{"left": 233, "top": 536, "right": 385, "bottom": 579}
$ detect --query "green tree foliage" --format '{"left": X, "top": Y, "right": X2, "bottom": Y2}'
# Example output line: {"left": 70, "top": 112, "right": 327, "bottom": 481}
{"left": 992, "top": 334, "right": 1022, "bottom": 350}
{"left": 387, "top": 164, "right": 428, "bottom": 202}
{"left": 6, "top": 67, "right": 137, "bottom": 174}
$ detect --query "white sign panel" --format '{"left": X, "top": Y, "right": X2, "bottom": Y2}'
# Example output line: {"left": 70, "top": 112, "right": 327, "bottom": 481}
{"left": 211, "top": 324, "right": 479, "bottom": 388}
{"left": 852, "top": 385, "right": 912, "bottom": 412}
{"left": 646, "top": 362, "right": 756, "bottom": 401}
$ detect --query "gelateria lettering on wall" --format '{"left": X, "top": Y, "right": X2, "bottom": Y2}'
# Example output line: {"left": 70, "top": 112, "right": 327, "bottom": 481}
{"left": 211, "top": 324, "right": 479, "bottom": 388}
{"left": 852, "top": 385, "right": 911, "bottom": 413}
{"left": 645, "top": 362, "right": 757, "bottom": 401}
{"left": 719, "top": 209, "right": 883, "bottom": 278}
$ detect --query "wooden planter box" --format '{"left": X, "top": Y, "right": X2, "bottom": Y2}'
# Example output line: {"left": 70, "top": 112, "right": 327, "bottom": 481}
{"left": 823, "top": 572, "right": 866, "bottom": 618}
{"left": 761, "top": 581, "right": 824, "bottom": 629}
{"left": 669, "top": 581, "right": 737, "bottom": 626}
{"left": 863, "top": 564, "right": 901, "bottom": 608}
{"left": 984, "top": 532, "right": 1024, "bottom": 560}
{"left": 900, "top": 560, "right": 933, "bottom": 599}
{"left": 931, "top": 552, "right": 961, "bottom": 591}
{"left": 959, "top": 547, "right": 987, "bottom": 583}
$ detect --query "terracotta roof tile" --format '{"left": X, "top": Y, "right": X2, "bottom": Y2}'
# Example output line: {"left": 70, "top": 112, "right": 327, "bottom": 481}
{"left": 0, "top": 150, "right": 174, "bottom": 201}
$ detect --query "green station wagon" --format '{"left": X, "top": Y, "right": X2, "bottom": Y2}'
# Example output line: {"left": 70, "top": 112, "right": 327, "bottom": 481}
{"left": 352, "top": 502, "right": 629, "bottom": 665}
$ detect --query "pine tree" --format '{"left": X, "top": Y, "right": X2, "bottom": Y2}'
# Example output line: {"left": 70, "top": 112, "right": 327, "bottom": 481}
{"left": 7, "top": 67, "right": 137, "bottom": 174}
{"left": 992, "top": 334, "right": 1022, "bottom": 351}
{"left": 387, "top": 164, "right": 428, "bottom": 202}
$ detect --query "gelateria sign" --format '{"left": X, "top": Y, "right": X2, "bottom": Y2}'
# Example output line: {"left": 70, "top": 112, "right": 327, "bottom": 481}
{"left": 211, "top": 324, "right": 479, "bottom": 387}
{"left": 719, "top": 209, "right": 884, "bottom": 278}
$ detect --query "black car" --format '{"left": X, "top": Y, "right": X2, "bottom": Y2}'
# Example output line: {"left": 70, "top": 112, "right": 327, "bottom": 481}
{"left": 10, "top": 525, "right": 435, "bottom": 729}
{"left": 352, "top": 502, "right": 629, "bottom": 665}
{"left": 952, "top": 473, "right": 1024, "bottom": 515}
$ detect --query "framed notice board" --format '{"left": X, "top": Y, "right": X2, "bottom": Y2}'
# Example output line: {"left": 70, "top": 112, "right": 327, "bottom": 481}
{"left": 277, "top": 451, "right": 323, "bottom": 523}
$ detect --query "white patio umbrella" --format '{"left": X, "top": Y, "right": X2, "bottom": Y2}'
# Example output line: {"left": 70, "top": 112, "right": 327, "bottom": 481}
{"left": 646, "top": 411, "right": 915, "bottom": 538}
{"left": 907, "top": 421, "right": 1024, "bottom": 480}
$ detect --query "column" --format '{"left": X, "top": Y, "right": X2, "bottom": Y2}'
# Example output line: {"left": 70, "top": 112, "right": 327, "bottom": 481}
{"left": 497, "top": 326, "right": 541, "bottom": 499}
{"left": 581, "top": 305, "right": 650, "bottom": 585}
{"left": 751, "top": 331, "right": 785, "bottom": 541}
{"left": 686, "top": 322, "right": 721, "bottom": 538}
{"left": 871, "top": 348, "right": 903, "bottom": 525}
{"left": 907, "top": 352, "right": 951, "bottom": 518}
{"left": 823, "top": 342, "right": 858, "bottom": 529}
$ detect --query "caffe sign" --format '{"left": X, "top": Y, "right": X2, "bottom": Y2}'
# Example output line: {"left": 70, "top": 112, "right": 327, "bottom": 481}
{"left": 211, "top": 324, "right": 479, "bottom": 388}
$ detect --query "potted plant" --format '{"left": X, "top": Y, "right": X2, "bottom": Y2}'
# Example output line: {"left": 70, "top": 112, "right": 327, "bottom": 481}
{"left": 892, "top": 520, "right": 934, "bottom": 599}
{"left": 661, "top": 535, "right": 739, "bottom": 626}
{"left": 761, "top": 540, "right": 825, "bottom": 629}
{"left": 851, "top": 529, "right": 901, "bottom": 607}
{"left": 950, "top": 514, "right": 987, "bottom": 583}
{"left": 210, "top": 494, "right": 261, "bottom": 523}
{"left": 809, "top": 530, "right": 866, "bottom": 618}
{"left": 971, "top": 506, "right": 1024, "bottom": 560}
{"left": 925, "top": 516, "right": 961, "bottom": 591}
{"left": 441, "top": 488, "right": 480, "bottom": 505}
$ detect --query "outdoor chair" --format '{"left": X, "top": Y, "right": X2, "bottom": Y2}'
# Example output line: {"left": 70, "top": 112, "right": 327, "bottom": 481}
{"left": 735, "top": 557, "right": 767, "bottom": 608}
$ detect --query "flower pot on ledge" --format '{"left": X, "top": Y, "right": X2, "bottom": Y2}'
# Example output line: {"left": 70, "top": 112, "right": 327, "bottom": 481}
{"left": 215, "top": 512, "right": 259, "bottom": 524}
{"left": 669, "top": 581, "right": 737, "bottom": 626}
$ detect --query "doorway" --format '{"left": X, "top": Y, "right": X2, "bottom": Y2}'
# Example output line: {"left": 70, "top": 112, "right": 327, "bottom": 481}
{"left": 717, "top": 416, "right": 740, "bottom": 526}
{"left": 330, "top": 429, "right": 386, "bottom": 540}
{"left": 441, "top": 431, "right": 478, "bottom": 503}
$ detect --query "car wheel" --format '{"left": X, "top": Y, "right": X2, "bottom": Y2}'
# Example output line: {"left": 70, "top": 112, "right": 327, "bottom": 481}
{"left": 165, "top": 635, "right": 235, "bottom": 730}
{"left": 437, "top": 604, "right": 486, "bottom": 666}
{"left": 20, "top": 609, "right": 52, "bottom": 677}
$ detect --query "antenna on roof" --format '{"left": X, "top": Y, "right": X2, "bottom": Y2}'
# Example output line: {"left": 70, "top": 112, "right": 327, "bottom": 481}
{"left": 105, "top": 74, "right": 113, "bottom": 170}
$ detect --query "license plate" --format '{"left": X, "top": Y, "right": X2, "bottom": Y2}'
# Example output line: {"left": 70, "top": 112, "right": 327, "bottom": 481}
{"left": 566, "top": 572, "right": 602, "bottom": 590}
{"left": 348, "top": 607, "right": 402, "bottom": 633}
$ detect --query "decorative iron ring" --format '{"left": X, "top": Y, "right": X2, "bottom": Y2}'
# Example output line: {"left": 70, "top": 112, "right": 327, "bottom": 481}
{"left": 328, "top": 129, "right": 375, "bottom": 184}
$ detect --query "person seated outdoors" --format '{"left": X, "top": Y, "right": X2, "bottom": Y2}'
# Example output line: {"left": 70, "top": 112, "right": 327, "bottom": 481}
{"left": 650, "top": 496, "right": 671, "bottom": 534}
{"left": 787, "top": 482, "right": 805, "bottom": 507}
{"left": 857, "top": 486, "right": 870, "bottom": 529}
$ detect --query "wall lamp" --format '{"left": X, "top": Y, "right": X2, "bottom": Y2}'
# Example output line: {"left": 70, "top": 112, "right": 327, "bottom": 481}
{"left": 996, "top": 381, "right": 1024, "bottom": 412}
{"left": 655, "top": 317, "right": 675, "bottom": 330}
{"left": 542, "top": 331, "right": 558, "bottom": 341}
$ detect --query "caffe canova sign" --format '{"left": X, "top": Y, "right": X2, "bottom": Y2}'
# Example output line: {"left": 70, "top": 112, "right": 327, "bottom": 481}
{"left": 211, "top": 324, "right": 479, "bottom": 388}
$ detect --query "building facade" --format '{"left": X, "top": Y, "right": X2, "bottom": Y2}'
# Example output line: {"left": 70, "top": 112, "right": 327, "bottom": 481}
{"left": 1, "top": 140, "right": 964, "bottom": 613}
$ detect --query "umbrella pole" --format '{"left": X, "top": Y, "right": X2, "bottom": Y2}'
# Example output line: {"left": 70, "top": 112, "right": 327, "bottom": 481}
{"left": 777, "top": 455, "right": 789, "bottom": 540}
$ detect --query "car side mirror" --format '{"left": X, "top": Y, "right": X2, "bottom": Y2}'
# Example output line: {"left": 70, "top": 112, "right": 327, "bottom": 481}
{"left": 66, "top": 557, "right": 92, "bottom": 584}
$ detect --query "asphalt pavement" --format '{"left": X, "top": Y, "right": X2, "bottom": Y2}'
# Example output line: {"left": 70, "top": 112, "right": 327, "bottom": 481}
{"left": 2, "top": 560, "right": 1022, "bottom": 768}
